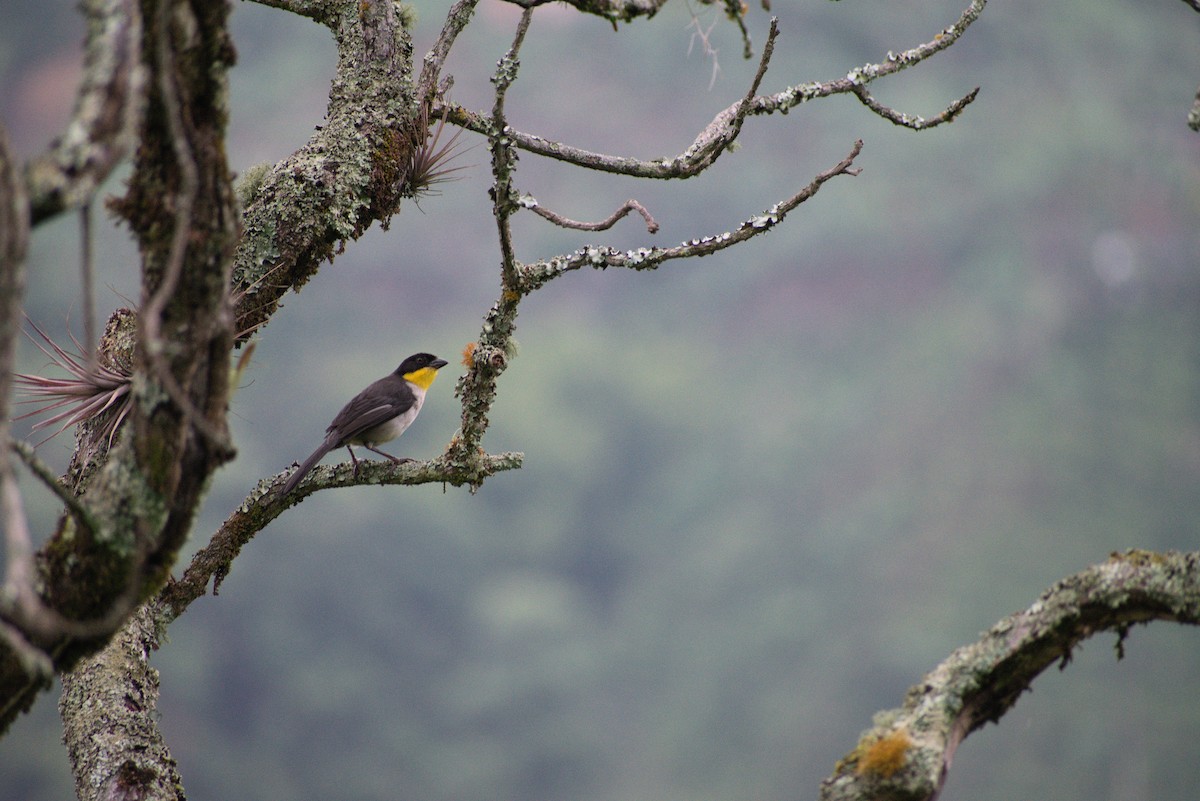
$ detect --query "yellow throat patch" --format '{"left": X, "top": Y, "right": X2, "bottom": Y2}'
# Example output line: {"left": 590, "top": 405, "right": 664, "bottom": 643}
{"left": 403, "top": 365, "right": 441, "bottom": 390}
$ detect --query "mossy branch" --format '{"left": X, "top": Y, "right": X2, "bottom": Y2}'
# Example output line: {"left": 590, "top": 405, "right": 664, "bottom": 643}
{"left": 821, "top": 550, "right": 1200, "bottom": 801}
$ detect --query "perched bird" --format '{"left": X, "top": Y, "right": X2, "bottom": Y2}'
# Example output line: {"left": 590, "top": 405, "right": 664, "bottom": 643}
{"left": 282, "top": 352, "right": 448, "bottom": 495}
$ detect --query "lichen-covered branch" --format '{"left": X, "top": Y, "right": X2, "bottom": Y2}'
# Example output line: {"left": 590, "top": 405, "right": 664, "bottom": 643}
{"left": 230, "top": 0, "right": 426, "bottom": 338}
{"left": 25, "top": 0, "right": 145, "bottom": 225}
{"left": 59, "top": 606, "right": 183, "bottom": 801}
{"left": 852, "top": 84, "right": 980, "bottom": 130}
{"left": 0, "top": 0, "right": 240, "bottom": 736}
{"left": 523, "top": 196, "right": 659, "bottom": 233}
{"left": 443, "top": 1, "right": 983, "bottom": 178}
{"left": 514, "top": 139, "right": 863, "bottom": 293}
{"left": 158, "top": 449, "right": 524, "bottom": 619}
{"left": 502, "top": 0, "right": 670, "bottom": 25}
{"left": 441, "top": 15, "right": 780, "bottom": 179}
{"left": 821, "top": 550, "right": 1200, "bottom": 801}
{"left": 444, "top": 9, "right": 535, "bottom": 466}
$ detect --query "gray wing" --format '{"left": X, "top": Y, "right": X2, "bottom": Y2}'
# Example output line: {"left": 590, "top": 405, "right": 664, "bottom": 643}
{"left": 325, "top": 375, "right": 415, "bottom": 446}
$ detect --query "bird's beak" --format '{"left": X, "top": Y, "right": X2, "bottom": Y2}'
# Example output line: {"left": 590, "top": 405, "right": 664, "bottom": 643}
{"left": 432, "top": 358, "right": 449, "bottom": 369}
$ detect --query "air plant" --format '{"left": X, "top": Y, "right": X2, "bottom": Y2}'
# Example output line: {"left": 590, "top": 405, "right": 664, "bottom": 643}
{"left": 406, "top": 101, "right": 472, "bottom": 201}
{"left": 13, "top": 317, "right": 133, "bottom": 448}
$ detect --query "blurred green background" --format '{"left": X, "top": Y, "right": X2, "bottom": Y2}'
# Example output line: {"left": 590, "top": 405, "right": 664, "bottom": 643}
{"left": 3, "top": 0, "right": 1199, "bottom": 799}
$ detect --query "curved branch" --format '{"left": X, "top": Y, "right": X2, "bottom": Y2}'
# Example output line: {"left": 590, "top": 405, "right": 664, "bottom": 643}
{"left": 441, "top": 15, "right": 780, "bottom": 179}
{"left": 158, "top": 451, "right": 523, "bottom": 619}
{"left": 502, "top": 0, "right": 669, "bottom": 24}
{"left": 25, "top": 0, "right": 145, "bottom": 225}
{"left": 820, "top": 550, "right": 1200, "bottom": 801}
{"left": 514, "top": 139, "right": 863, "bottom": 292}
{"left": 443, "top": 1, "right": 983, "bottom": 177}
{"left": 524, "top": 196, "right": 659, "bottom": 233}
{"left": 230, "top": 0, "right": 419, "bottom": 338}
{"left": 852, "top": 84, "right": 980, "bottom": 130}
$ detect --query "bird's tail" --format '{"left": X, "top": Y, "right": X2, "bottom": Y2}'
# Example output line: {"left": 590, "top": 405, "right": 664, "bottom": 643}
{"left": 282, "top": 440, "right": 335, "bottom": 496}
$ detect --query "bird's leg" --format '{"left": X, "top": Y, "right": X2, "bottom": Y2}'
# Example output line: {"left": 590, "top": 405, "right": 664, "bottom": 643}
{"left": 345, "top": 445, "right": 361, "bottom": 477}
{"left": 364, "top": 445, "right": 413, "bottom": 464}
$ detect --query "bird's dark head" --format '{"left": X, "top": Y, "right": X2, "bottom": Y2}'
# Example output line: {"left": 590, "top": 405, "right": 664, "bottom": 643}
{"left": 397, "top": 352, "right": 449, "bottom": 389}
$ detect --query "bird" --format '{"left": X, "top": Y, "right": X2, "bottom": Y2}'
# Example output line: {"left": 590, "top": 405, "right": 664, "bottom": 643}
{"left": 281, "top": 352, "right": 449, "bottom": 495}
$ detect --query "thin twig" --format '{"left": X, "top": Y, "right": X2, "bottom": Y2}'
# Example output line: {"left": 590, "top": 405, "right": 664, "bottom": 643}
{"left": 852, "top": 84, "right": 980, "bottom": 130}
{"left": 416, "top": 0, "right": 482, "bottom": 102}
{"left": 516, "top": 139, "right": 863, "bottom": 291}
{"left": 0, "top": 449, "right": 38, "bottom": 617}
{"left": 443, "top": 0, "right": 985, "bottom": 178}
{"left": 685, "top": 4, "right": 723, "bottom": 89}
{"left": 8, "top": 439, "right": 101, "bottom": 535}
{"left": 524, "top": 197, "right": 659, "bottom": 233}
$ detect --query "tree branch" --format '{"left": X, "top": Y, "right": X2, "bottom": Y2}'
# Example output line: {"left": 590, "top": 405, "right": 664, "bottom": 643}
{"left": 59, "top": 605, "right": 183, "bottom": 801}
{"left": 230, "top": 0, "right": 421, "bottom": 339}
{"left": 821, "top": 550, "right": 1200, "bottom": 801}
{"left": 0, "top": 119, "right": 44, "bottom": 720}
{"left": 442, "top": 1, "right": 984, "bottom": 178}
{"left": 514, "top": 139, "right": 863, "bottom": 292}
{"left": 158, "top": 450, "right": 523, "bottom": 619}
{"left": 502, "top": 0, "right": 670, "bottom": 24}
{"left": 852, "top": 84, "right": 980, "bottom": 130}
{"left": 0, "top": 0, "right": 240, "bottom": 737}
{"left": 523, "top": 196, "right": 659, "bottom": 233}
{"left": 25, "top": 0, "right": 145, "bottom": 225}
{"left": 416, "top": 0, "right": 481, "bottom": 102}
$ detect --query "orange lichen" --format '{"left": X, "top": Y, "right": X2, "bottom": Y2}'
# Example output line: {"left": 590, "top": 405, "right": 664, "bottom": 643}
{"left": 856, "top": 729, "right": 913, "bottom": 778}
{"left": 461, "top": 342, "right": 476, "bottom": 366}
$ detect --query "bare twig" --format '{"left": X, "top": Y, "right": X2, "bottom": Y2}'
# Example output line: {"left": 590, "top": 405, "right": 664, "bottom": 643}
{"left": 443, "top": 1, "right": 984, "bottom": 178}
{"left": 716, "top": 0, "right": 754, "bottom": 60}
{"left": 8, "top": 440, "right": 100, "bottom": 535}
{"left": 852, "top": 84, "right": 980, "bottom": 130}
{"left": 0, "top": 456, "right": 41, "bottom": 647}
{"left": 523, "top": 196, "right": 659, "bottom": 233}
{"left": 416, "top": 0, "right": 482, "bottom": 102}
{"left": 686, "top": 5, "right": 723, "bottom": 89}
{"left": 516, "top": 139, "right": 863, "bottom": 291}
{"left": 0, "top": 115, "right": 36, "bottom": 671}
